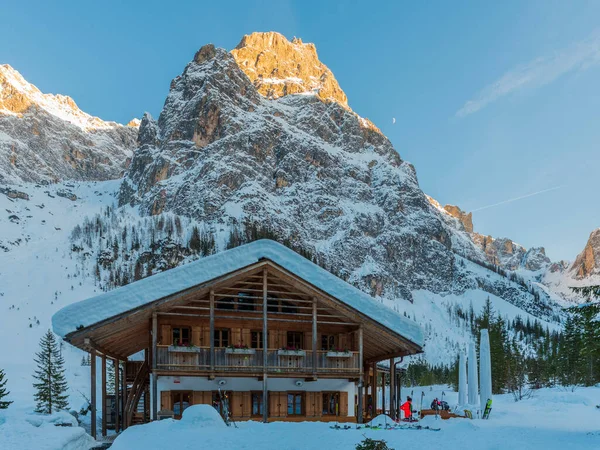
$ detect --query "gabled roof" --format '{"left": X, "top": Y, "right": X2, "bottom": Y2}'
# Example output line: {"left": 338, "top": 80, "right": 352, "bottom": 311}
{"left": 52, "top": 240, "right": 423, "bottom": 348}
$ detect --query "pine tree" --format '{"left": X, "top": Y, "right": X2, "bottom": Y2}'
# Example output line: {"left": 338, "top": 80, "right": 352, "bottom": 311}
{"left": 189, "top": 226, "right": 201, "bottom": 254}
{"left": 0, "top": 368, "right": 12, "bottom": 409}
{"left": 33, "top": 330, "right": 69, "bottom": 414}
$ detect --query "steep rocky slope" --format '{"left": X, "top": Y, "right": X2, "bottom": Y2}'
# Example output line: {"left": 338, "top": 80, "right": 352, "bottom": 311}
{"left": 570, "top": 228, "right": 600, "bottom": 278}
{"left": 118, "top": 32, "right": 559, "bottom": 320}
{"left": 0, "top": 64, "right": 138, "bottom": 184}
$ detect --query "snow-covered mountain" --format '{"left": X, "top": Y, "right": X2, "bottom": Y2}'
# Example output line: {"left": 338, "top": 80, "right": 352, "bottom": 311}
{"left": 0, "top": 64, "right": 138, "bottom": 184}
{"left": 1, "top": 33, "right": 598, "bottom": 407}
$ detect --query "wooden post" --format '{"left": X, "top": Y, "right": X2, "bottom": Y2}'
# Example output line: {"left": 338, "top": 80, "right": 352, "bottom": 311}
{"left": 381, "top": 369, "right": 385, "bottom": 415}
{"left": 210, "top": 289, "right": 215, "bottom": 372}
{"left": 121, "top": 362, "right": 127, "bottom": 430}
{"left": 115, "top": 359, "right": 120, "bottom": 433}
{"left": 357, "top": 326, "right": 364, "bottom": 424}
{"left": 152, "top": 313, "right": 158, "bottom": 420}
{"left": 372, "top": 362, "right": 377, "bottom": 416}
{"left": 262, "top": 268, "right": 268, "bottom": 423}
{"left": 101, "top": 354, "right": 107, "bottom": 437}
{"left": 312, "top": 298, "right": 317, "bottom": 377}
{"left": 90, "top": 349, "right": 97, "bottom": 439}
{"left": 389, "top": 359, "right": 395, "bottom": 420}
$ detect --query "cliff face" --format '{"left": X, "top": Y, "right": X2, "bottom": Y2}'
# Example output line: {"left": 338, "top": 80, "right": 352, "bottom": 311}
{"left": 0, "top": 64, "right": 138, "bottom": 184}
{"left": 116, "top": 33, "right": 559, "bottom": 321}
{"left": 571, "top": 229, "right": 600, "bottom": 278}
{"left": 231, "top": 32, "right": 348, "bottom": 107}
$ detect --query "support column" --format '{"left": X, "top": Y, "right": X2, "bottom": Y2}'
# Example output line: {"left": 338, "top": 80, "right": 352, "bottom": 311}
{"left": 357, "top": 326, "right": 364, "bottom": 424}
{"left": 389, "top": 359, "right": 395, "bottom": 420}
{"left": 381, "top": 371, "right": 385, "bottom": 415}
{"left": 262, "top": 268, "right": 268, "bottom": 423}
{"left": 121, "top": 363, "right": 126, "bottom": 430}
{"left": 210, "top": 289, "right": 215, "bottom": 373}
{"left": 115, "top": 359, "right": 120, "bottom": 433}
{"left": 90, "top": 349, "right": 97, "bottom": 439}
{"left": 312, "top": 298, "right": 317, "bottom": 378}
{"left": 101, "top": 354, "right": 107, "bottom": 437}
{"left": 372, "top": 362, "right": 377, "bottom": 417}
{"left": 151, "top": 313, "right": 158, "bottom": 420}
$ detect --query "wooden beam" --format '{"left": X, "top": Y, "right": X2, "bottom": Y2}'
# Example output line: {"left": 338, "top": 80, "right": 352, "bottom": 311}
{"left": 151, "top": 314, "right": 157, "bottom": 421}
{"left": 358, "top": 326, "right": 364, "bottom": 424}
{"left": 90, "top": 348, "right": 97, "bottom": 439}
{"left": 389, "top": 359, "right": 395, "bottom": 420}
{"left": 210, "top": 290, "right": 215, "bottom": 372}
{"left": 101, "top": 354, "right": 107, "bottom": 437}
{"left": 312, "top": 297, "right": 317, "bottom": 377}
{"left": 262, "top": 268, "right": 268, "bottom": 424}
{"left": 372, "top": 362, "right": 377, "bottom": 417}
{"left": 84, "top": 338, "right": 128, "bottom": 362}
{"left": 115, "top": 359, "right": 120, "bottom": 433}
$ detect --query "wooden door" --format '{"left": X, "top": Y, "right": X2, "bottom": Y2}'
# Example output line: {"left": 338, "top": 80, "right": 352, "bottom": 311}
{"left": 242, "top": 392, "right": 252, "bottom": 417}
{"left": 201, "top": 327, "right": 210, "bottom": 347}
{"left": 306, "top": 392, "right": 321, "bottom": 417}
{"left": 193, "top": 391, "right": 211, "bottom": 405}
{"left": 192, "top": 327, "right": 202, "bottom": 346}
{"left": 230, "top": 392, "right": 243, "bottom": 418}
{"left": 160, "top": 325, "right": 172, "bottom": 345}
{"left": 339, "top": 392, "right": 349, "bottom": 417}
{"left": 160, "top": 391, "right": 171, "bottom": 411}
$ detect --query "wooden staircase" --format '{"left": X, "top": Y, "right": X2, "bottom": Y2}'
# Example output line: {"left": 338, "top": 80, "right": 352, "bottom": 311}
{"left": 124, "top": 360, "right": 149, "bottom": 428}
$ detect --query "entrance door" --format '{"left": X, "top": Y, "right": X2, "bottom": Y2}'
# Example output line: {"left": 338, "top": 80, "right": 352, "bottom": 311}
{"left": 171, "top": 391, "right": 192, "bottom": 419}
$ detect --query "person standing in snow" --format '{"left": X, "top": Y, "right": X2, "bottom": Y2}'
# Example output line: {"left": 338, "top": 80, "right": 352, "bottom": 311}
{"left": 401, "top": 396, "right": 414, "bottom": 421}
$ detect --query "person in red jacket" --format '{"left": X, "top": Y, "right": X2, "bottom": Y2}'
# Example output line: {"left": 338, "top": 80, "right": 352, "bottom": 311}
{"left": 401, "top": 396, "right": 414, "bottom": 422}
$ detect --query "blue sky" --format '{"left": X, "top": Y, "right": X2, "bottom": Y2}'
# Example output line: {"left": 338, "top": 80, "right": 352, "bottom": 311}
{"left": 3, "top": 0, "right": 599, "bottom": 261}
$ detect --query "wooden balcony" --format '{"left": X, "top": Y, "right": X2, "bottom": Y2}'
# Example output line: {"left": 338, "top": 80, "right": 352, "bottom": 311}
{"left": 156, "top": 346, "right": 360, "bottom": 376}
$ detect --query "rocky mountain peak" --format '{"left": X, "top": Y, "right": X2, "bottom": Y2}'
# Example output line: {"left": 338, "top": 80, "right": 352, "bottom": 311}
{"left": 443, "top": 204, "right": 473, "bottom": 233}
{"left": 0, "top": 64, "right": 132, "bottom": 131}
{"left": 0, "top": 64, "right": 138, "bottom": 184}
{"left": 571, "top": 228, "right": 600, "bottom": 278}
{"left": 231, "top": 31, "right": 348, "bottom": 107}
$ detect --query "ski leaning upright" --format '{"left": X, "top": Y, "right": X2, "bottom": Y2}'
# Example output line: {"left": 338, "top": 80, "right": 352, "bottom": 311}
{"left": 482, "top": 398, "right": 492, "bottom": 419}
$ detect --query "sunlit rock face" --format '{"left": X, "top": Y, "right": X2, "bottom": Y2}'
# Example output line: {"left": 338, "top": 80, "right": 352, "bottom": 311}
{"left": 0, "top": 64, "right": 138, "bottom": 184}
{"left": 571, "top": 229, "right": 600, "bottom": 278}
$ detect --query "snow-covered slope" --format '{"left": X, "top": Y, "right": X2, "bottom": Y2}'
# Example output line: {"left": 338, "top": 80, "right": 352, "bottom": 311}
{"left": 0, "top": 181, "right": 121, "bottom": 407}
{"left": 0, "top": 64, "right": 138, "bottom": 184}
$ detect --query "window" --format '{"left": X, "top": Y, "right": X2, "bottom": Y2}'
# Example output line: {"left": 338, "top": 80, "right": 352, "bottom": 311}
{"left": 213, "top": 329, "right": 230, "bottom": 348}
{"left": 322, "top": 392, "right": 340, "bottom": 415}
{"left": 321, "top": 334, "right": 337, "bottom": 351}
{"left": 287, "top": 331, "right": 304, "bottom": 350}
{"left": 287, "top": 393, "right": 304, "bottom": 416}
{"left": 267, "top": 298, "right": 280, "bottom": 313}
{"left": 237, "top": 292, "right": 255, "bottom": 311}
{"left": 172, "top": 327, "right": 191, "bottom": 346}
{"left": 172, "top": 391, "right": 192, "bottom": 419}
{"left": 251, "top": 392, "right": 264, "bottom": 416}
{"left": 251, "top": 331, "right": 266, "bottom": 349}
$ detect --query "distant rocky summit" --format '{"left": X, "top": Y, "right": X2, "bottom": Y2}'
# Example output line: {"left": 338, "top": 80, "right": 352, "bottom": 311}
{"left": 0, "top": 64, "right": 138, "bottom": 184}
{"left": 571, "top": 228, "right": 600, "bottom": 278}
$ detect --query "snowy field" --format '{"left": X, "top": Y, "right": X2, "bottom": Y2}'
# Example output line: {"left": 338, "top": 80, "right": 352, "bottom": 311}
{"left": 106, "top": 386, "right": 600, "bottom": 450}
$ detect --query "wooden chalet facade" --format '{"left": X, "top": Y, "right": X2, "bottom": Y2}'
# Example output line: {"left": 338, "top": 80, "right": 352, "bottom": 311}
{"left": 52, "top": 240, "right": 423, "bottom": 438}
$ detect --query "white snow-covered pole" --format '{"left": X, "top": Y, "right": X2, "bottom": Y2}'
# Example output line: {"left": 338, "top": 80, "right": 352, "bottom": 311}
{"left": 467, "top": 342, "right": 478, "bottom": 407}
{"left": 458, "top": 350, "right": 467, "bottom": 406}
{"left": 479, "top": 329, "right": 492, "bottom": 416}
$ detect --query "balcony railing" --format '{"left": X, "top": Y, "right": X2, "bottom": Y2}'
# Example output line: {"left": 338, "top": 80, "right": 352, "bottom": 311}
{"left": 156, "top": 346, "right": 360, "bottom": 374}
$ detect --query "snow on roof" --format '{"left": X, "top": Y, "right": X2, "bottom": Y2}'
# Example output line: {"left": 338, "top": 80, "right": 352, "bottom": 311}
{"left": 52, "top": 239, "right": 423, "bottom": 347}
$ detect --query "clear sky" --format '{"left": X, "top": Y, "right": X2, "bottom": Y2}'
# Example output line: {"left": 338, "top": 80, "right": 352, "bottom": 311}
{"left": 3, "top": 0, "right": 599, "bottom": 261}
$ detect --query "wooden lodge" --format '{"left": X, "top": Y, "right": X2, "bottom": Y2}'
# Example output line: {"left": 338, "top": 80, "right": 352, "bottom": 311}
{"left": 52, "top": 240, "right": 423, "bottom": 438}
